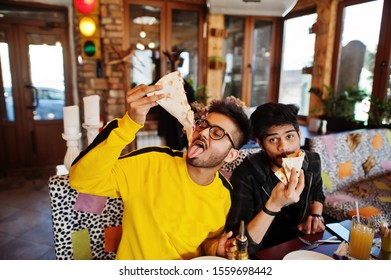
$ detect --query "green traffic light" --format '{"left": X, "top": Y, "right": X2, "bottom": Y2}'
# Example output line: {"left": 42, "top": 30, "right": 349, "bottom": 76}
{"left": 84, "top": 40, "right": 96, "bottom": 57}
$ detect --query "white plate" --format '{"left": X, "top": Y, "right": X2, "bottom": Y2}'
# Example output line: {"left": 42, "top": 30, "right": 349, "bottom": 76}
{"left": 283, "top": 250, "right": 334, "bottom": 260}
{"left": 191, "top": 256, "right": 228, "bottom": 260}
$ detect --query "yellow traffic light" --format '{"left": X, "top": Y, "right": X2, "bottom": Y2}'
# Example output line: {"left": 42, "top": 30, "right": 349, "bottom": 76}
{"left": 79, "top": 16, "right": 97, "bottom": 37}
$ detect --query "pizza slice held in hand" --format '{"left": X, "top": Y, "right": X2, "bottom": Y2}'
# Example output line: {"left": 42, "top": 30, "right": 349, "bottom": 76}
{"left": 274, "top": 150, "right": 305, "bottom": 185}
{"left": 148, "top": 71, "right": 195, "bottom": 143}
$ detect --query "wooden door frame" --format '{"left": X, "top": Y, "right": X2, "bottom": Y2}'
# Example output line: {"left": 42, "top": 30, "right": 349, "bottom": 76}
{"left": 0, "top": 23, "right": 26, "bottom": 168}
{"left": 166, "top": 1, "right": 206, "bottom": 86}
{"left": 372, "top": 0, "right": 391, "bottom": 100}
{"left": 0, "top": 4, "right": 72, "bottom": 169}
{"left": 17, "top": 24, "right": 72, "bottom": 165}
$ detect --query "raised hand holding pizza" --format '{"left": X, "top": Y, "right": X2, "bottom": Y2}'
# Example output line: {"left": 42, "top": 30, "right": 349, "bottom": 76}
{"left": 126, "top": 84, "right": 164, "bottom": 125}
{"left": 267, "top": 168, "right": 305, "bottom": 212}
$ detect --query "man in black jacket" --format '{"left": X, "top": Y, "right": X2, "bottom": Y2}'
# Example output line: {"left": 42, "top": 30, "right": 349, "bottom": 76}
{"left": 225, "top": 103, "right": 325, "bottom": 254}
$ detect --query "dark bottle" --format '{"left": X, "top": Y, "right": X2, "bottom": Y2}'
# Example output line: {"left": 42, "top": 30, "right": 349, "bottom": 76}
{"left": 234, "top": 220, "right": 248, "bottom": 260}
{"left": 96, "top": 60, "right": 103, "bottom": 78}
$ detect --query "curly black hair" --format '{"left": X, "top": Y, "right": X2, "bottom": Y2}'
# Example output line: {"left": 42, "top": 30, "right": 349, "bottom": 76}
{"left": 250, "top": 103, "right": 300, "bottom": 141}
{"left": 208, "top": 99, "right": 251, "bottom": 149}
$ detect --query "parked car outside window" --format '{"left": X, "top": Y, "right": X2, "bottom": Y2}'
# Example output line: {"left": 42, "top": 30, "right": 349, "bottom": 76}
{"left": 4, "top": 86, "right": 65, "bottom": 121}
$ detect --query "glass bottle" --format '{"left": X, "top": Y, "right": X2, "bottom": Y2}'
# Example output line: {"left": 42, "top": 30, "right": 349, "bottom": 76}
{"left": 234, "top": 220, "right": 248, "bottom": 260}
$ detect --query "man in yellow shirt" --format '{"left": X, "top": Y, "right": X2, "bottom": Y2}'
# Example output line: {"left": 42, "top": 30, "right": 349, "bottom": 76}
{"left": 69, "top": 84, "right": 251, "bottom": 259}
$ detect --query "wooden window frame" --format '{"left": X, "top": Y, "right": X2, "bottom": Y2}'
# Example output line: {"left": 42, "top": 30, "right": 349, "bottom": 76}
{"left": 124, "top": 0, "right": 206, "bottom": 87}
{"left": 331, "top": 0, "right": 391, "bottom": 100}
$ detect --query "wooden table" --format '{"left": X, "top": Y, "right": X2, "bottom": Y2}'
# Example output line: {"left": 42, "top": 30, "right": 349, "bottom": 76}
{"left": 252, "top": 228, "right": 345, "bottom": 260}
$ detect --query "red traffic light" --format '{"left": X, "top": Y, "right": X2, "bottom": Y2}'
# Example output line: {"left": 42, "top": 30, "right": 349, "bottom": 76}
{"left": 74, "top": 0, "right": 96, "bottom": 14}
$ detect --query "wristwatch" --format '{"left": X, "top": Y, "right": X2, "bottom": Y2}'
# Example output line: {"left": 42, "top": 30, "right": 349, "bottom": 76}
{"left": 309, "top": 213, "right": 325, "bottom": 224}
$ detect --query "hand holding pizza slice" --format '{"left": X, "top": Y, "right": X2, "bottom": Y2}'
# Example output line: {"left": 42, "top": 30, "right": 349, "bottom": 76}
{"left": 148, "top": 71, "right": 195, "bottom": 143}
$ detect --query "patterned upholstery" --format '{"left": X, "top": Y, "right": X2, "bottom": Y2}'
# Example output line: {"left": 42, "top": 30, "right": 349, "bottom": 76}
{"left": 48, "top": 175, "right": 123, "bottom": 260}
{"left": 306, "top": 128, "right": 391, "bottom": 223}
{"left": 220, "top": 148, "right": 261, "bottom": 180}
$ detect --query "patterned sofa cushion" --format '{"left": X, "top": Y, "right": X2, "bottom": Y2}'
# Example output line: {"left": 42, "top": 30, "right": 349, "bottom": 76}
{"left": 322, "top": 175, "right": 391, "bottom": 223}
{"left": 306, "top": 128, "right": 391, "bottom": 194}
{"left": 306, "top": 128, "right": 391, "bottom": 223}
{"left": 48, "top": 175, "right": 123, "bottom": 260}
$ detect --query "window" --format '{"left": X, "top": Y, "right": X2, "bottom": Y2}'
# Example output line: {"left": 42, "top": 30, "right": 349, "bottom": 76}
{"left": 126, "top": 0, "right": 205, "bottom": 88}
{"left": 250, "top": 19, "right": 273, "bottom": 107}
{"left": 0, "top": 40, "right": 14, "bottom": 122}
{"left": 222, "top": 15, "right": 279, "bottom": 106}
{"left": 278, "top": 12, "right": 317, "bottom": 116}
{"left": 334, "top": 0, "right": 384, "bottom": 122}
{"left": 222, "top": 16, "right": 245, "bottom": 100}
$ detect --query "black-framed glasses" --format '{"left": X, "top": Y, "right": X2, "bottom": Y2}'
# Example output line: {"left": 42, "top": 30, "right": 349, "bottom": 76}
{"left": 194, "top": 119, "right": 236, "bottom": 149}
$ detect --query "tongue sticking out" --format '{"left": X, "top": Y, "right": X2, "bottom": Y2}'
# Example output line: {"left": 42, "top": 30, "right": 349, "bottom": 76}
{"left": 188, "top": 145, "right": 205, "bottom": 159}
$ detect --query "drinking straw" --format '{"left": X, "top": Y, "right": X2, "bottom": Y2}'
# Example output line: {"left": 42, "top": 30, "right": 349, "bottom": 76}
{"left": 355, "top": 201, "right": 360, "bottom": 223}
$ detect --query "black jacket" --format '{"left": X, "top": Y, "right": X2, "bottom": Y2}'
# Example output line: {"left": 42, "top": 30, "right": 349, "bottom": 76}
{"left": 225, "top": 150, "right": 325, "bottom": 254}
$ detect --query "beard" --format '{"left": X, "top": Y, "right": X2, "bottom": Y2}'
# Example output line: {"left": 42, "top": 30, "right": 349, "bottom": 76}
{"left": 186, "top": 148, "right": 231, "bottom": 168}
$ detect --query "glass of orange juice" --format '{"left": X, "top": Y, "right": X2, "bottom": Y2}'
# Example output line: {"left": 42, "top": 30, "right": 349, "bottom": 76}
{"left": 348, "top": 215, "right": 375, "bottom": 260}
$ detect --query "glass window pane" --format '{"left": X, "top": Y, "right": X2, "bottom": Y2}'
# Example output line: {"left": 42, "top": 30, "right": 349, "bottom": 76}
{"left": 172, "top": 9, "right": 199, "bottom": 87}
{"left": 0, "top": 38, "right": 14, "bottom": 122}
{"left": 129, "top": 4, "right": 160, "bottom": 85}
{"left": 28, "top": 34, "right": 65, "bottom": 121}
{"left": 336, "top": 0, "right": 383, "bottom": 121}
{"left": 223, "top": 16, "right": 244, "bottom": 100}
{"left": 278, "top": 13, "right": 317, "bottom": 116}
{"left": 250, "top": 20, "right": 273, "bottom": 107}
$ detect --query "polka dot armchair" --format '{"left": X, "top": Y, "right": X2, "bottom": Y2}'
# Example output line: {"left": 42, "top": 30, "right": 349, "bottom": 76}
{"left": 48, "top": 174, "right": 123, "bottom": 259}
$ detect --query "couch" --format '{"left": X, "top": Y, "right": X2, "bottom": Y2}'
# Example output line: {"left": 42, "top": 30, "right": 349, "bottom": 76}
{"left": 305, "top": 128, "right": 391, "bottom": 224}
{"left": 48, "top": 175, "right": 123, "bottom": 259}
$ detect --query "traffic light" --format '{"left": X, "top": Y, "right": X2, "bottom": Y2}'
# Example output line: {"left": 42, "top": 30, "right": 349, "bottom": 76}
{"left": 75, "top": 0, "right": 101, "bottom": 59}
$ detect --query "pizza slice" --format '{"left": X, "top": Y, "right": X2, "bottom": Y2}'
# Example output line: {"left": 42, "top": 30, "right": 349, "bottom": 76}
{"left": 274, "top": 150, "right": 305, "bottom": 185}
{"left": 275, "top": 167, "right": 288, "bottom": 186}
{"left": 149, "top": 71, "right": 195, "bottom": 143}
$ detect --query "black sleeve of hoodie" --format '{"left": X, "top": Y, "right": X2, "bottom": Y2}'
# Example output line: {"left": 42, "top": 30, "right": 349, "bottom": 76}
{"left": 306, "top": 151, "right": 326, "bottom": 204}
{"left": 225, "top": 161, "right": 266, "bottom": 254}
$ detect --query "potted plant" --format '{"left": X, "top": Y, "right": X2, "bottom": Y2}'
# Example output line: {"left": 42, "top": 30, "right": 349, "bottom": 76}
{"left": 368, "top": 95, "right": 391, "bottom": 127}
{"left": 309, "top": 84, "right": 368, "bottom": 132}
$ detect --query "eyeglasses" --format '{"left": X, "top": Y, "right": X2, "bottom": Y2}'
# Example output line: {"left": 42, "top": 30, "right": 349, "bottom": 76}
{"left": 194, "top": 119, "right": 236, "bottom": 149}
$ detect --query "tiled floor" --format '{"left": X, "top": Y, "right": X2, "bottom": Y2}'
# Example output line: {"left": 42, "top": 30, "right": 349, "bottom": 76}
{"left": 0, "top": 166, "right": 57, "bottom": 260}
